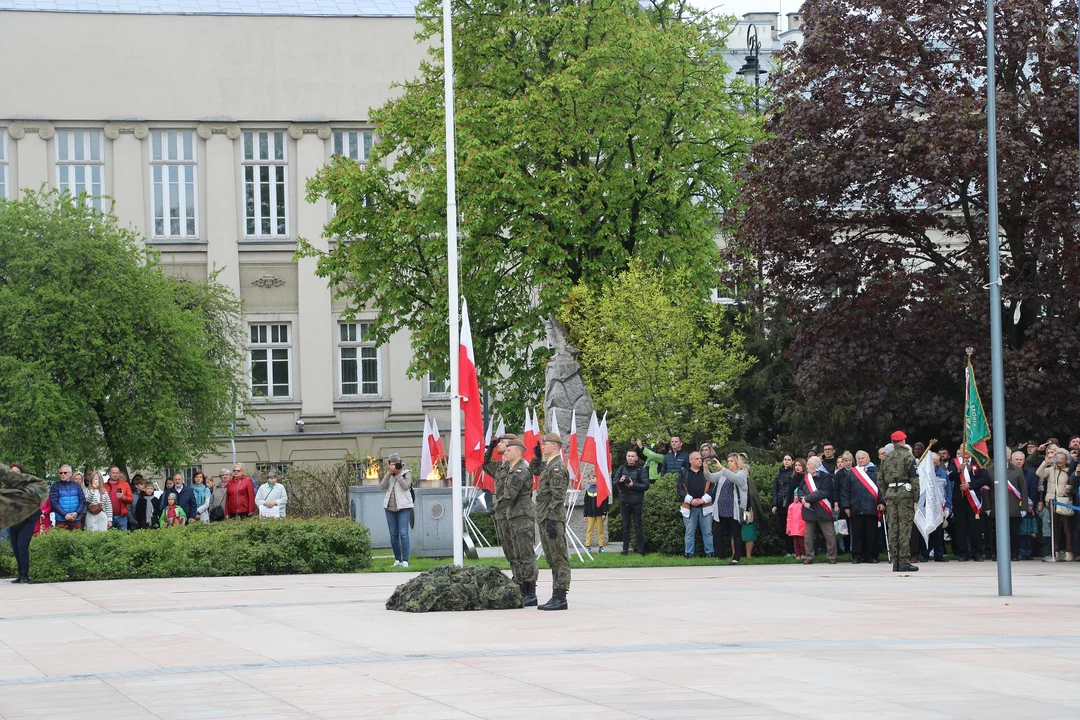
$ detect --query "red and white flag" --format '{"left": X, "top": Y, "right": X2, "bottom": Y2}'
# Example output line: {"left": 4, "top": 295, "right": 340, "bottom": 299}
{"left": 567, "top": 411, "right": 581, "bottom": 489}
{"left": 459, "top": 299, "right": 484, "bottom": 473}
{"left": 420, "top": 416, "right": 435, "bottom": 481}
{"left": 599, "top": 413, "right": 611, "bottom": 492}
{"left": 430, "top": 417, "right": 446, "bottom": 463}
{"left": 581, "top": 411, "right": 611, "bottom": 506}
{"left": 522, "top": 408, "right": 538, "bottom": 461}
{"left": 550, "top": 411, "right": 565, "bottom": 463}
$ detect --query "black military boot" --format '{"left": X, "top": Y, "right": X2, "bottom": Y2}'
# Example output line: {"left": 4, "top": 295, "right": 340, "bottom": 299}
{"left": 538, "top": 588, "right": 568, "bottom": 611}
{"left": 521, "top": 581, "right": 538, "bottom": 607}
{"left": 897, "top": 562, "right": 920, "bottom": 572}
{"left": 892, "top": 561, "right": 900, "bottom": 572}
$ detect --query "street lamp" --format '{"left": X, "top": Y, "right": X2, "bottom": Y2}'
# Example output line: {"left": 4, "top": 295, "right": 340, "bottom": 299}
{"left": 737, "top": 24, "right": 763, "bottom": 114}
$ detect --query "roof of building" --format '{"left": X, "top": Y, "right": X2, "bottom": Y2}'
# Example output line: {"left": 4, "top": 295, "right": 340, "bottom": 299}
{"left": 0, "top": 0, "right": 417, "bottom": 16}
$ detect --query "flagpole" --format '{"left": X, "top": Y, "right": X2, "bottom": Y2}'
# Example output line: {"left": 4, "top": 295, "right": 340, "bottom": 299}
{"left": 443, "top": 0, "right": 464, "bottom": 568}
{"left": 985, "top": 0, "right": 1011, "bottom": 596}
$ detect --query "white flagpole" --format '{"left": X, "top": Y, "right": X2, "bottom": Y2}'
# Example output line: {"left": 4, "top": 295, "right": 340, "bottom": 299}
{"left": 443, "top": 0, "right": 463, "bottom": 567}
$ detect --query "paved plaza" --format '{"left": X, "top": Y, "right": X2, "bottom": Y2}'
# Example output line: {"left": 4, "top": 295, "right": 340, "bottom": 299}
{"left": 0, "top": 562, "right": 1078, "bottom": 719}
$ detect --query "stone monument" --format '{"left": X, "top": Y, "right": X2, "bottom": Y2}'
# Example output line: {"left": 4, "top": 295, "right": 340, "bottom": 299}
{"left": 542, "top": 316, "right": 594, "bottom": 435}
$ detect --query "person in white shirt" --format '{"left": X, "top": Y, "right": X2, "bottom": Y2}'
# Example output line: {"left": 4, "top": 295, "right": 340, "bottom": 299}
{"left": 255, "top": 471, "right": 288, "bottom": 518}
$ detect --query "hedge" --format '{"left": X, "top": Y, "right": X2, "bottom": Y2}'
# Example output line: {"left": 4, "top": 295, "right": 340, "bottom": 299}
{"left": 0, "top": 517, "right": 371, "bottom": 583}
{"left": 607, "top": 463, "right": 787, "bottom": 555}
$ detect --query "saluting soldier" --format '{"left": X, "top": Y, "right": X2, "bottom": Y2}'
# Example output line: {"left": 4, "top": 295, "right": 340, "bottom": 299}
{"left": 879, "top": 431, "right": 919, "bottom": 572}
{"left": 494, "top": 436, "right": 539, "bottom": 606}
{"left": 531, "top": 432, "right": 571, "bottom": 611}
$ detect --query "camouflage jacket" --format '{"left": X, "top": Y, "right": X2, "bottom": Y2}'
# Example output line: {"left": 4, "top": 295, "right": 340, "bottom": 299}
{"left": 501, "top": 459, "right": 535, "bottom": 520}
{"left": 482, "top": 456, "right": 511, "bottom": 516}
{"left": 531, "top": 454, "right": 569, "bottom": 523}
{"left": 0, "top": 464, "right": 49, "bottom": 531}
{"left": 879, "top": 445, "right": 918, "bottom": 497}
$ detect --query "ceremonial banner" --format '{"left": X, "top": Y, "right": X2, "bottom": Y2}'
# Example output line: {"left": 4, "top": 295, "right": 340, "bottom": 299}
{"left": 914, "top": 450, "right": 944, "bottom": 545}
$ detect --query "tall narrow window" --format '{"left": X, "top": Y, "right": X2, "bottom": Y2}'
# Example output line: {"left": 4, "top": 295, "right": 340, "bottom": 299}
{"left": 249, "top": 323, "right": 292, "bottom": 398}
{"left": 332, "top": 130, "right": 373, "bottom": 163}
{"left": 150, "top": 130, "right": 198, "bottom": 239}
{"left": 339, "top": 322, "right": 380, "bottom": 397}
{"left": 0, "top": 134, "right": 8, "bottom": 200}
{"left": 428, "top": 376, "right": 449, "bottom": 396}
{"left": 242, "top": 130, "right": 288, "bottom": 238}
{"left": 56, "top": 130, "right": 104, "bottom": 210}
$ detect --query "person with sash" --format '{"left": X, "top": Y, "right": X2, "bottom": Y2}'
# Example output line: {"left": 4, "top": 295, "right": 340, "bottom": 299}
{"left": 676, "top": 451, "right": 714, "bottom": 559}
{"left": 841, "top": 450, "right": 881, "bottom": 564}
{"left": 948, "top": 447, "right": 987, "bottom": 561}
{"left": 879, "top": 431, "right": 919, "bottom": 572}
{"left": 1005, "top": 450, "right": 1033, "bottom": 561}
{"left": 798, "top": 456, "right": 837, "bottom": 564}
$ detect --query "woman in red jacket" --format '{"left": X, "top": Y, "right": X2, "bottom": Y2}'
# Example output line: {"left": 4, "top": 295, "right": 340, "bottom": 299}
{"left": 224, "top": 463, "right": 256, "bottom": 518}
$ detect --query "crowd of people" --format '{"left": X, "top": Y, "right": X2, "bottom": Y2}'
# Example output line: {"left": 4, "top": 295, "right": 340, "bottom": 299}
{"left": 581, "top": 433, "right": 1080, "bottom": 570}
{"left": 4, "top": 461, "right": 288, "bottom": 584}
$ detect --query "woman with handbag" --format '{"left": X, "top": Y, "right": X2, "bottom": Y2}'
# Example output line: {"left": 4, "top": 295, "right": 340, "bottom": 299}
{"left": 380, "top": 453, "right": 414, "bottom": 568}
{"left": 208, "top": 471, "right": 230, "bottom": 522}
{"left": 83, "top": 471, "right": 113, "bottom": 532}
{"left": 191, "top": 471, "right": 212, "bottom": 524}
{"left": 710, "top": 452, "right": 748, "bottom": 564}
{"left": 1039, "top": 448, "right": 1074, "bottom": 561}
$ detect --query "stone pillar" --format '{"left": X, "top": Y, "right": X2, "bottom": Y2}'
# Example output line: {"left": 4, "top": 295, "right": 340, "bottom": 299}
{"left": 289, "top": 123, "right": 337, "bottom": 426}
{"left": 104, "top": 122, "right": 149, "bottom": 237}
{"left": 197, "top": 123, "right": 241, "bottom": 291}
{"left": 8, "top": 121, "right": 54, "bottom": 196}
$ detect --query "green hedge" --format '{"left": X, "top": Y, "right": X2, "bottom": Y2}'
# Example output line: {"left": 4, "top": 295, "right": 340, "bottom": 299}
{"left": 607, "top": 463, "right": 787, "bottom": 556}
{"left": 0, "top": 518, "right": 371, "bottom": 583}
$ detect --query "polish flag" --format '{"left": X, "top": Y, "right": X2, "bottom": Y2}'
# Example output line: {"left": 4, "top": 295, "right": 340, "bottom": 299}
{"left": 460, "top": 299, "right": 484, "bottom": 473}
{"left": 523, "top": 407, "right": 538, "bottom": 462}
{"left": 430, "top": 417, "right": 446, "bottom": 463}
{"left": 567, "top": 411, "right": 581, "bottom": 490}
{"left": 475, "top": 415, "right": 503, "bottom": 492}
{"left": 580, "top": 411, "right": 611, "bottom": 505}
{"left": 598, "top": 413, "right": 612, "bottom": 505}
{"left": 550, "top": 411, "right": 565, "bottom": 462}
{"left": 420, "top": 416, "right": 435, "bottom": 481}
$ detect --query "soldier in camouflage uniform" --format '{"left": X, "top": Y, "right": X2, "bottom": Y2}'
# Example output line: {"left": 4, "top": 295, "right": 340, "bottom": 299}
{"left": 531, "top": 432, "right": 571, "bottom": 611}
{"left": 496, "top": 437, "right": 539, "bottom": 606}
{"left": 2, "top": 463, "right": 49, "bottom": 585}
{"left": 878, "top": 431, "right": 920, "bottom": 573}
{"left": 483, "top": 433, "right": 537, "bottom": 606}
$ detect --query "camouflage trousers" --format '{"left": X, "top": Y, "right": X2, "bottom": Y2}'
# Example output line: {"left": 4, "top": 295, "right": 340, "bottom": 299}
{"left": 885, "top": 490, "right": 915, "bottom": 563}
{"left": 539, "top": 519, "right": 571, "bottom": 591}
{"left": 501, "top": 514, "right": 538, "bottom": 584}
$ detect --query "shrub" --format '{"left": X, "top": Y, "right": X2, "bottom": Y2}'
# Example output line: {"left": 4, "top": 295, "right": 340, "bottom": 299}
{"left": 280, "top": 463, "right": 359, "bottom": 518}
{"left": 3, "top": 518, "right": 371, "bottom": 583}
{"left": 608, "top": 463, "right": 787, "bottom": 556}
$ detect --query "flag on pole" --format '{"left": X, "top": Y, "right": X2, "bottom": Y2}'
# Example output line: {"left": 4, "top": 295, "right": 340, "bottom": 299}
{"left": 550, "top": 411, "right": 565, "bottom": 462}
{"left": 964, "top": 361, "right": 991, "bottom": 467}
{"left": 430, "top": 417, "right": 446, "bottom": 463}
{"left": 598, "top": 413, "right": 612, "bottom": 506}
{"left": 914, "top": 447, "right": 944, "bottom": 546}
{"left": 420, "top": 416, "right": 435, "bottom": 482}
{"left": 475, "top": 415, "right": 497, "bottom": 492}
{"left": 523, "top": 408, "right": 538, "bottom": 461}
{"left": 581, "top": 411, "right": 611, "bottom": 506}
{"left": 459, "top": 299, "right": 484, "bottom": 473}
{"left": 567, "top": 411, "right": 580, "bottom": 489}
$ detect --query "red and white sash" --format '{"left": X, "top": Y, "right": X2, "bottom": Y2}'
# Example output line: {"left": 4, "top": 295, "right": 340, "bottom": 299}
{"left": 852, "top": 466, "right": 878, "bottom": 500}
{"left": 803, "top": 473, "right": 834, "bottom": 518}
{"left": 957, "top": 460, "right": 982, "bottom": 517}
{"left": 1007, "top": 479, "right": 1022, "bottom": 502}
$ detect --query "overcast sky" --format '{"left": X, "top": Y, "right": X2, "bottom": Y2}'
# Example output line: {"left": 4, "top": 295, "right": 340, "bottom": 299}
{"left": 687, "top": 0, "right": 803, "bottom": 21}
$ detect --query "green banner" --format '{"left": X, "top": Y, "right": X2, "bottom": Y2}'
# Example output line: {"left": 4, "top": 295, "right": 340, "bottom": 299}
{"left": 964, "top": 361, "right": 991, "bottom": 466}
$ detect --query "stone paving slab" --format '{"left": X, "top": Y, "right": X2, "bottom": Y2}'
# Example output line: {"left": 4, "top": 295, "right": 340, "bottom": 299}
{"left": 0, "top": 563, "right": 1078, "bottom": 718}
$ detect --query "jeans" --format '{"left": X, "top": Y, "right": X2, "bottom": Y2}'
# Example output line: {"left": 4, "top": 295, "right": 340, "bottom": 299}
{"left": 112, "top": 515, "right": 129, "bottom": 531}
{"left": 385, "top": 508, "right": 411, "bottom": 562}
{"left": 621, "top": 502, "right": 644, "bottom": 553}
{"left": 8, "top": 509, "right": 40, "bottom": 579}
{"left": 683, "top": 506, "right": 713, "bottom": 556}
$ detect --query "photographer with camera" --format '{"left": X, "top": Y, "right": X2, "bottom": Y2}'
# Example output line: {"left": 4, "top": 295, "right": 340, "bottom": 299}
{"left": 380, "top": 453, "right": 414, "bottom": 568}
{"left": 613, "top": 448, "right": 650, "bottom": 555}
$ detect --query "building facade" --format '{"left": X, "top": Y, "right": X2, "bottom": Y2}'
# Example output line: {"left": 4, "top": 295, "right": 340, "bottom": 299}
{"left": 0, "top": 1, "right": 452, "bottom": 479}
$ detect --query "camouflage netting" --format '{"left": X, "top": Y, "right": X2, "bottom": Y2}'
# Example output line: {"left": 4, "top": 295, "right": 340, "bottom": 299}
{"left": 386, "top": 565, "right": 523, "bottom": 613}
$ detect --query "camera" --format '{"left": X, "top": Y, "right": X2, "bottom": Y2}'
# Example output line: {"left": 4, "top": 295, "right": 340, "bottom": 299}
{"left": 392, "top": 461, "right": 403, "bottom": 470}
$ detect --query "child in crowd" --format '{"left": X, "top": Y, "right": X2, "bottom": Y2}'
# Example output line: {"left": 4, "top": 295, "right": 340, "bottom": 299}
{"left": 1037, "top": 501, "right": 1052, "bottom": 558}
{"left": 582, "top": 467, "right": 608, "bottom": 553}
{"left": 787, "top": 489, "right": 806, "bottom": 560}
{"left": 160, "top": 493, "right": 186, "bottom": 527}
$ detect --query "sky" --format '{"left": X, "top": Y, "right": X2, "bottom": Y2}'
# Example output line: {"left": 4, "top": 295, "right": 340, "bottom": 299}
{"left": 687, "top": 0, "right": 803, "bottom": 22}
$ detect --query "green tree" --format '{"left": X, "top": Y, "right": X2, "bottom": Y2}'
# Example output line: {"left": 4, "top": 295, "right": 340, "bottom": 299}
{"left": 300, "top": 0, "right": 761, "bottom": 423}
{"left": 562, "top": 260, "right": 752, "bottom": 446}
{"left": 0, "top": 191, "right": 249, "bottom": 475}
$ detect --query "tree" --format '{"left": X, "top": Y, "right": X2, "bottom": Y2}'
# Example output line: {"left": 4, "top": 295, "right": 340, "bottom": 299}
{"left": 730, "top": 0, "right": 1080, "bottom": 448}
{"left": 300, "top": 0, "right": 761, "bottom": 424}
{"left": 562, "top": 260, "right": 752, "bottom": 446}
{"left": 0, "top": 191, "right": 249, "bottom": 475}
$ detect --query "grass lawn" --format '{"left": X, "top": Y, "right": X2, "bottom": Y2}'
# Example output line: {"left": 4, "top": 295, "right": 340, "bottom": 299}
{"left": 366, "top": 551, "right": 836, "bottom": 573}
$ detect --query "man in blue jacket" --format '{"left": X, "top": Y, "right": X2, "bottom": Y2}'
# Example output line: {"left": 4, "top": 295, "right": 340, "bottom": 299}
{"left": 162, "top": 473, "right": 199, "bottom": 521}
{"left": 50, "top": 464, "right": 86, "bottom": 530}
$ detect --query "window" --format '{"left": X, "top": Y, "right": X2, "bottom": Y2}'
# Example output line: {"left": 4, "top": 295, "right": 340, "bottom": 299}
{"left": 428, "top": 376, "right": 449, "bottom": 396}
{"left": 0, "top": 133, "right": 7, "bottom": 199}
{"left": 250, "top": 323, "right": 292, "bottom": 398}
{"left": 332, "top": 130, "right": 373, "bottom": 163}
{"left": 255, "top": 462, "right": 291, "bottom": 477}
{"left": 339, "top": 322, "right": 380, "bottom": 397}
{"left": 242, "top": 130, "right": 288, "bottom": 238}
{"left": 56, "top": 130, "right": 104, "bottom": 210}
{"left": 151, "top": 130, "right": 197, "bottom": 239}
{"left": 164, "top": 466, "right": 200, "bottom": 483}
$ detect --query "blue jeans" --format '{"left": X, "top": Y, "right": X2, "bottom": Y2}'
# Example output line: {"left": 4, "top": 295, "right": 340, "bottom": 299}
{"left": 683, "top": 506, "right": 713, "bottom": 556}
{"left": 385, "top": 509, "right": 411, "bottom": 562}
{"left": 112, "top": 515, "right": 129, "bottom": 531}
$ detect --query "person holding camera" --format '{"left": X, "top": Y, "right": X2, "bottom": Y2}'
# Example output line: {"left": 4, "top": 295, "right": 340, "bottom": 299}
{"left": 613, "top": 448, "right": 650, "bottom": 555}
{"left": 380, "top": 454, "right": 414, "bottom": 568}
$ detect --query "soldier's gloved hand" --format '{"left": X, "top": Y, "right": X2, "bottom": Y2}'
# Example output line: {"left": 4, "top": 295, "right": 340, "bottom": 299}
{"left": 546, "top": 519, "right": 558, "bottom": 539}
{"left": 487, "top": 437, "right": 500, "bottom": 453}
{"left": 533, "top": 442, "right": 542, "bottom": 459}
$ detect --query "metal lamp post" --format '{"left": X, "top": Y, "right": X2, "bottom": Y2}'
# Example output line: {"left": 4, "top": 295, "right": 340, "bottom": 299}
{"left": 737, "top": 24, "right": 762, "bottom": 114}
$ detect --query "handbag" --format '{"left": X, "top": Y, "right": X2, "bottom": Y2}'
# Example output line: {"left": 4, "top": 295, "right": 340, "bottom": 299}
{"left": 741, "top": 509, "right": 754, "bottom": 525}
{"left": 1054, "top": 497, "right": 1075, "bottom": 516}
{"left": 88, "top": 503, "right": 104, "bottom": 515}
{"left": 834, "top": 518, "right": 850, "bottom": 536}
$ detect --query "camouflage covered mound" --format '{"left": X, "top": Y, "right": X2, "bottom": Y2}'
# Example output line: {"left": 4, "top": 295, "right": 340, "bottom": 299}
{"left": 386, "top": 565, "right": 523, "bottom": 613}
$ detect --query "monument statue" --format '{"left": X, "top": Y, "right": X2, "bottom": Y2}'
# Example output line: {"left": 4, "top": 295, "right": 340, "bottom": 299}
{"left": 542, "top": 316, "right": 594, "bottom": 435}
